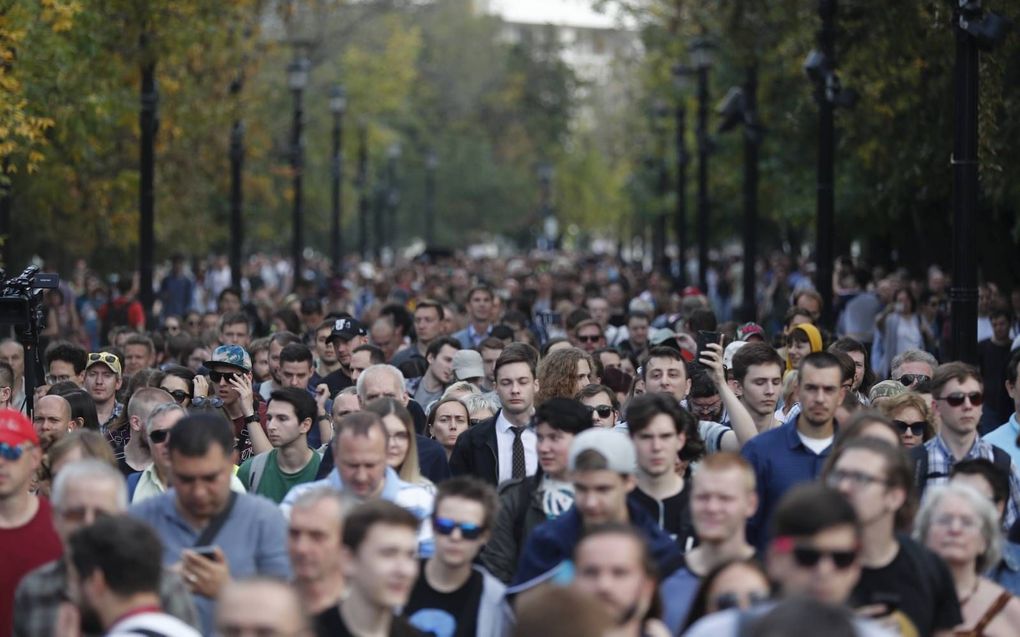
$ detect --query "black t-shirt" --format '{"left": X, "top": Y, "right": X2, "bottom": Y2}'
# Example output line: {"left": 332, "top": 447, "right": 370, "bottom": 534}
{"left": 850, "top": 535, "right": 962, "bottom": 637}
{"left": 630, "top": 486, "right": 696, "bottom": 551}
{"left": 315, "top": 605, "right": 425, "bottom": 637}
{"left": 323, "top": 368, "right": 353, "bottom": 397}
{"left": 978, "top": 339, "right": 1013, "bottom": 424}
{"left": 403, "top": 564, "right": 484, "bottom": 637}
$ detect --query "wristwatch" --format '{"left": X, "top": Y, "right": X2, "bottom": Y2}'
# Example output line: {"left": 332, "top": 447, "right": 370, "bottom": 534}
{"left": 243, "top": 414, "right": 260, "bottom": 424}
{"left": 317, "top": 414, "right": 331, "bottom": 422}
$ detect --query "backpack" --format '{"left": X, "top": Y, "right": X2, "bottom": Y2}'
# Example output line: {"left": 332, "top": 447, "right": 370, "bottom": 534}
{"left": 911, "top": 443, "right": 1012, "bottom": 492}
{"left": 246, "top": 451, "right": 272, "bottom": 494}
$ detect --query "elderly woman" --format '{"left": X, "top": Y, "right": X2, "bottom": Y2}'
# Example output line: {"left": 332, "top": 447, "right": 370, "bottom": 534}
{"left": 915, "top": 483, "right": 1020, "bottom": 636}
{"left": 878, "top": 391, "right": 935, "bottom": 449}
{"left": 460, "top": 392, "right": 499, "bottom": 425}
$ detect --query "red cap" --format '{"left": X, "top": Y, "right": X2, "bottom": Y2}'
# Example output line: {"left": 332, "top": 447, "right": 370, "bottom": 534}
{"left": 681, "top": 286, "right": 703, "bottom": 298}
{"left": 0, "top": 409, "right": 39, "bottom": 447}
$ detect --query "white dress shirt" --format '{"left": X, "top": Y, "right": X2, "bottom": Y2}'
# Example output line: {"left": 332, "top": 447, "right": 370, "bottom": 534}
{"left": 495, "top": 410, "right": 537, "bottom": 485}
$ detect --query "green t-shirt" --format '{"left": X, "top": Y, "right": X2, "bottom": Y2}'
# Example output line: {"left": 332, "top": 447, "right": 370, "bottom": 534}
{"left": 237, "top": 449, "right": 322, "bottom": 504}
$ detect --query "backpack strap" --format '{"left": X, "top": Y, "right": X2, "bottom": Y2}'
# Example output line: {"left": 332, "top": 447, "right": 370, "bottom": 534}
{"left": 910, "top": 444, "right": 929, "bottom": 493}
{"left": 247, "top": 452, "right": 271, "bottom": 494}
{"left": 991, "top": 445, "right": 1012, "bottom": 475}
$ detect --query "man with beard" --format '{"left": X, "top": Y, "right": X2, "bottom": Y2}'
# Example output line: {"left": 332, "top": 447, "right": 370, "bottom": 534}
{"left": 323, "top": 318, "right": 369, "bottom": 396}
{"left": 14, "top": 459, "right": 197, "bottom": 636}
{"left": 67, "top": 515, "right": 201, "bottom": 636}
{"left": 742, "top": 351, "right": 846, "bottom": 550}
{"left": 288, "top": 488, "right": 347, "bottom": 614}
{"left": 572, "top": 524, "right": 672, "bottom": 637}
{"left": 31, "top": 394, "right": 75, "bottom": 452}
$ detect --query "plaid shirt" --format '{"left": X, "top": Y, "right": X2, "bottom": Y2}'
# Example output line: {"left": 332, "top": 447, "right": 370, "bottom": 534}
{"left": 922, "top": 434, "right": 1020, "bottom": 529}
{"left": 13, "top": 557, "right": 198, "bottom": 637}
{"left": 100, "top": 401, "right": 126, "bottom": 460}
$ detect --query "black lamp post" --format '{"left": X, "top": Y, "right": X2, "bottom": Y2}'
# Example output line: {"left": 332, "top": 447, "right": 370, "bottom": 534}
{"left": 287, "top": 55, "right": 309, "bottom": 284}
{"left": 356, "top": 122, "right": 369, "bottom": 261}
{"left": 650, "top": 100, "right": 670, "bottom": 276}
{"left": 671, "top": 64, "right": 694, "bottom": 287}
{"left": 329, "top": 84, "right": 347, "bottom": 275}
{"left": 690, "top": 36, "right": 714, "bottom": 292}
{"left": 425, "top": 148, "right": 438, "bottom": 247}
{"left": 139, "top": 35, "right": 158, "bottom": 326}
{"left": 537, "top": 162, "right": 556, "bottom": 250}
{"left": 229, "top": 77, "right": 244, "bottom": 291}
{"left": 385, "top": 142, "right": 402, "bottom": 258}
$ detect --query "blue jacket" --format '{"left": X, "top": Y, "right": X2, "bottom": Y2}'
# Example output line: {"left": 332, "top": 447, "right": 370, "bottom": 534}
{"left": 508, "top": 494, "right": 684, "bottom": 592}
{"left": 741, "top": 418, "right": 834, "bottom": 551}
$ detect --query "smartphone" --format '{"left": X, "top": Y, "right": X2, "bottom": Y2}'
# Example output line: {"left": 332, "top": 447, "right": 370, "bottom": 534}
{"left": 865, "top": 591, "right": 900, "bottom": 617}
{"left": 697, "top": 331, "right": 722, "bottom": 354}
{"left": 192, "top": 545, "right": 219, "bottom": 560}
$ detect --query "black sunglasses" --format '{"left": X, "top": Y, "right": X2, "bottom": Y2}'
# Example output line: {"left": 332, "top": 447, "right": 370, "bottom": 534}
{"left": 577, "top": 334, "right": 602, "bottom": 343}
{"left": 897, "top": 374, "right": 930, "bottom": 387}
{"left": 713, "top": 591, "right": 770, "bottom": 612}
{"left": 433, "top": 517, "right": 486, "bottom": 540}
{"left": 165, "top": 389, "right": 190, "bottom": 404}
{"left": 208, "top": 371, "right": 239, "bottom": 384}
{"left": 892, "top": 420, "right": 926, "bottom": 437}
{"left": 149, "top": 429, "right": 171, "bottom": 444}
{"left": 792, "top": 546, "right": 857, "bottom": 569}
{"left": 586, "top": 405, "right": 614, "bottom": 419}
{"left": 937, "top": 391, "right": 983, "bottom": 408}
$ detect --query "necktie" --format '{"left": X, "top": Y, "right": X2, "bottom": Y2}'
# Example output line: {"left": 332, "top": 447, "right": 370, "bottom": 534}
{"left": 511, "top": 426, "right": 526, "bottom": 480}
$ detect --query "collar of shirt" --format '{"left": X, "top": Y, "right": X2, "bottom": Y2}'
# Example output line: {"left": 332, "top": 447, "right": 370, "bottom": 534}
{"left": 142, "top": 463, "right": 166, "bottom": 491}
{"left": 324, "top": 466, "right": 407, "bottom": 501}
{"left": 467, "top": 323, "right": 491, "bottom": 343}
{"left": 101, "top": 401, "right": 125, "bottom": 428}
{"left": 496, "top": 409, "right": 529, "bottom": 434}
{"left": 933, "top": 432, "right": 981, "bottom": 461}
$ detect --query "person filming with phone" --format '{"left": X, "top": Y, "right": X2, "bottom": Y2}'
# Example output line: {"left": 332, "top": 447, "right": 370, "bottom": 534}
{"left": 130, "top": 412, "right": 291, "bottom": 635}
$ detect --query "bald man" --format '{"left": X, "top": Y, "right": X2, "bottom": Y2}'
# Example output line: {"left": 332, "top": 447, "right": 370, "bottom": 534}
{"left": 32, "top": 394, "right": 75, "bottom": 451}
{"left": 123, "top": 387, "right": 175, "bottom": 471}
{"left": 215, "top": 578, "right": 310, "bottom": 637}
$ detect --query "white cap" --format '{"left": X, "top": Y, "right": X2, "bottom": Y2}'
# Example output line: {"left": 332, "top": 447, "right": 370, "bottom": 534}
{"left": 723, "top": 340, "right": 749, "bottom": 370}
{"left": 568, "top": 428, "right": 637, "bottom": 475}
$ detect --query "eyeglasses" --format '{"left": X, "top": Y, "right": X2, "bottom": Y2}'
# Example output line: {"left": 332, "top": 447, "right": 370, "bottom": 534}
{"left": 433, "top": 517, "right": 486, "bottom": 540}
{"left": 57, "top": 505, "right": 113, "bottom": 524}
{"left": 577, "top": 334, "right": 602, "bottom": 343}
{"left": 0, "top": 442, "right": 32, "bottom": 461}
{"left": 164, "top": 389, "right": 190, "bottom": 404}
{"left": 825, "top": 469, "right": 888, "bottom": 489}
{"left": 690, "top": 399, "right": 722, "bottom": 414}
{"left": 208, "top": 371, "right": 239, "bottom": 384}
{"left": 149, "top": 429, "right": 171, "bottom": 445}
{"left": 192, "top": 396, "right": 225, "bottom": 409}
{"left": 897, "top": 374, "right": 930, "bottom": 387}
{"left": 792, "top": 546, "right": 857, "bottom": 569}
{"left": 87, "top": 352, "right": 118, "bottom": 366}
{"left": 586, "top": 405, "right": 614, "bottom": 419}
{"left": 932, "top": 513, "right": 980, "bottom": 532}
{"left": 892, "top": 420, "right": 926, "bottom": 437}
{"left": 936, "top": 392, "right": 983, "bottom": 407}
{"left": 712, "top": 591, "right": 770, "bottom": 612}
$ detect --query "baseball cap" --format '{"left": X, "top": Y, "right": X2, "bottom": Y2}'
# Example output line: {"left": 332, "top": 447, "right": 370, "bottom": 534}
{"left": 568, "top": 428, "right": 636, "bottom": 475}
{"left": 723, "top": 340, "right": 749, "bottom": 370}
{"left": 204, "top": 344, "right": 252, "bottom": 372}
{"left": 452, "top": 350, "right": 485, "bottom": 381}
{"left": 0, "top": 409, "right": 39, "bottom": 447}
{"left": 869, "top": 380, "right": 908, "bottom": 403}
{"left": 328, "top": 317, "right": 367, "bottom": 343}
{"left": 86, "top": 352, "right": 122, "bottom": 376}
{"left": 738, "top": 322, "right": 766, "bottom": 341}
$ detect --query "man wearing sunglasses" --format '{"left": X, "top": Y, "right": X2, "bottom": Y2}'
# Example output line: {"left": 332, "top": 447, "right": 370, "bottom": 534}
{"left": 404, "top": 477, "right": 511, "bottom": 637}
{"left": 0, "top": 410, "right": 62, "bottom": 637}
{"left": 889, "top": 349, "right": 936, "bottom": 389}
{"left": 205, "top": 344, "right": 271, "bottom": 461}
{"left": 915, "top": 361, "right": 1020, "bottom": 531}
{"left": 686, "top": 484, "right": 889, "bottom": 637}
{"left": 827, "top": 438, "right": 962, "bottom": 636}
{"left": 572, "top": 320, "right": 605, "bottom": 355}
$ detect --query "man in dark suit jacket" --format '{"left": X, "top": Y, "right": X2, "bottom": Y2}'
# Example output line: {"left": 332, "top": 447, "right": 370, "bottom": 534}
{"left": 449, "top": 343, "right": 540, "bottom": 486}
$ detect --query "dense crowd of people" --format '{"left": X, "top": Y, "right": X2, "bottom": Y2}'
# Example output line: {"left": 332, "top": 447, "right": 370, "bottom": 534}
{"left": 2, "top": 250, "right": 1020, "bottom": 636}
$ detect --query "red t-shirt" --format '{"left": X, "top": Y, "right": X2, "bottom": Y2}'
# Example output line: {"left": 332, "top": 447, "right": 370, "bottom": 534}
{"left": 0, "top": 497, "right": 63, "bottom": 636}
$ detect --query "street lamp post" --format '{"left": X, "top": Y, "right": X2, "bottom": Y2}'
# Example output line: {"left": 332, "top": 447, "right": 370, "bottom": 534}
{"left": 537, "top": 162, "right": 556, "bottom": 250}
{"left": 329, "top": 84, "right": 347, "bottom": 275}
{"left": 424, "top": 148, "right": 437, "bottom": 247}
{"left": 651, "top": 100, "right": 669, "bottom": 276}
{"left": 356, "top": 122, "right": 369, "bottom": 261}
{"left": 691, "top": 36, "right": 714, "bottom": 293}
{"left": 815, "top": 1, "right": 836, "bottom": 327}
{"left": 139, "top": 35, "right": 158, "bottom": 326}
{"left": 287, "top": 55, "right": 309, "bottom": 285}
{"left": 385, "top": 143, "right": 402, "bottom": 258}
{"left": 672, "top": 64, "right": 694, "bottom": 287}
{"left": 229, "top": 77, "right": 244, "bottom": 291}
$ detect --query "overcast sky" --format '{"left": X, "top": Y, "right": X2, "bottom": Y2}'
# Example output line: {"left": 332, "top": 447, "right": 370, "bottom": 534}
{"left": 484, "top": 0, "right": 630, "bottom": 29}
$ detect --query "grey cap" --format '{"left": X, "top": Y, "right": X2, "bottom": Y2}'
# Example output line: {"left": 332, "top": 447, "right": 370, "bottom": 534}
{"left": 568, "top": 428, "right": 637, "bottom": 475}
{"left": 452, "top": 349, "right": 485, "bottom": 381}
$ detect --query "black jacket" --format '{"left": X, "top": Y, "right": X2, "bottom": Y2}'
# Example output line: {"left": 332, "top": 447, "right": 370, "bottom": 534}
{"left": 481, "top": 473, "right": 547, "bottom": 583}
{"left": 449, "top": 413, "right": 499, "bottom": 485}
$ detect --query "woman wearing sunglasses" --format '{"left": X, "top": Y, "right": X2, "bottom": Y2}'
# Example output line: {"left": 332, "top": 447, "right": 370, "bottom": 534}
{"left": 878, "top": 391, "right": 935, "bottom": 449}
{"left": 159, "top": 365, "right": 195, "bottom": 408}
{"left": 915, "top": 483, "right": 1020, "bottom": 636}
{"left": 682, "top": 559, "right": 772, "bottom": 629}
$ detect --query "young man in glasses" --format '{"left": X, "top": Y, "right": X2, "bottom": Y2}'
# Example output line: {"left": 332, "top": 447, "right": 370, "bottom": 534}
{"left": 685, "top": 483, "right": 890, "bottom": 637}
{"left": 0, "top": 410, "right": 62, "bottom": 637}
{"left": 572, "top": 320, "right": 605, "bottom": 355}
{"left": 403, "top": 477, "right": 511, "bottom": 637}
{"left": 916, "top": 361, "right": 1020, "bottom": 530}
{"left": 826, "top": 438, "right": 962, "bottom": 636}
{"left": 576, "top": 383, "right": 619, "bottom": 429}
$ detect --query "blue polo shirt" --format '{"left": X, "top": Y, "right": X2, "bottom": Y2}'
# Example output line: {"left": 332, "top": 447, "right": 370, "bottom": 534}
{"left": 741, "top": 418, "right": 834, "bottom": 551}
{"left": 130, "top": 491, "right": 291, "bottom": 635}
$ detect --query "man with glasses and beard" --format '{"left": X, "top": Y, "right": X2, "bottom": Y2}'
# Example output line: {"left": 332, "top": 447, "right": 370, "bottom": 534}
{"left": 914, "top": 361, "right": 1020, "bottom": 530}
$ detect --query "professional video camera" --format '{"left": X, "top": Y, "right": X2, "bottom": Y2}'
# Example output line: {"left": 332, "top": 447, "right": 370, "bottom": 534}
{"left": 0, "top": 265, "right": 60, "bottom": 414}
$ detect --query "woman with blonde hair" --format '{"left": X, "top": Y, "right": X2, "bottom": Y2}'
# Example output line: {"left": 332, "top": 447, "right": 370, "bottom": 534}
{"left": 364, "top": 397, "right": 433, "bottom": 493}
{"left": 535, "top": 347, "right": 594, "bottom": 406}
{"left": 878, "top": 391, "right": 935, "bottom": 449}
